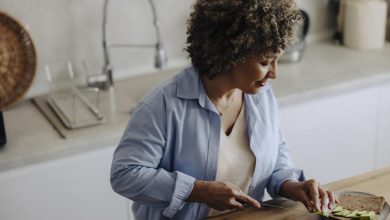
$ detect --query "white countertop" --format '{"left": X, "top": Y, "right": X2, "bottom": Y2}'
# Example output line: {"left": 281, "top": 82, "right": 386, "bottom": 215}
{"left": 274, "top": 41, "right": 390, "bottom": 106}
{"left": 1, "top": 41, "right": 390, "bottom": 172}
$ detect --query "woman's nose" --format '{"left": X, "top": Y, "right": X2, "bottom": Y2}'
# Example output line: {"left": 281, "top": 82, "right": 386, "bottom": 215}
{"left": 267, "top": 61, "right": 277, "bottom": 79}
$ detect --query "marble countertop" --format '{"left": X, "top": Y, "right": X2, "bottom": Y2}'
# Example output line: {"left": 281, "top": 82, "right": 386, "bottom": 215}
{"left": 1, "top": 41, "right": 390, "bottom": 172}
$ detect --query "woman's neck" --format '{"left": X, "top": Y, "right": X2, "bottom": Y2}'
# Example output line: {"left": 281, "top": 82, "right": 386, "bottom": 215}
{"left": 201, "top": 74, "right": 242, "bottom": 109}
{"left": 202, "top": 74, "right": 234, "bottom": 97}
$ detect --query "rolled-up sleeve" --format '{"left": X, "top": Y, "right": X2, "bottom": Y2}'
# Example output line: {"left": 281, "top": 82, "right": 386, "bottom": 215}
{"left": 110, "top": 102, "right": 195, "bottom": 218}
{"left": 267, "top": 129, "right": 306, "bottom": 198}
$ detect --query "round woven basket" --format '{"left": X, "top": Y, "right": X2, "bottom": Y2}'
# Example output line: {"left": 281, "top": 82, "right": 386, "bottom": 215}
{"left": 0, "top": 11, "right": 37, "bottom": 110}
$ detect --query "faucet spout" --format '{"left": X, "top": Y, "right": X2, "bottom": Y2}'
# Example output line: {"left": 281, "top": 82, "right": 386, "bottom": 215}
{"left": 147, "top": 0, "right": 168, "bottom": 69}
{"left": 98, "top": 0, "right": 168, "bottom": 90}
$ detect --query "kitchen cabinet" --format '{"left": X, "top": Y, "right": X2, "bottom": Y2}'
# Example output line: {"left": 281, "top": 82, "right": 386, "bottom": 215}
{"left": 0, "top": 146, "right": 132, "bottom": 220}
{"left": 279, "top": 86, "right": 378, "bottom": 184}
{"left": 377, "top": 82, "right": 390, "bottom": 169}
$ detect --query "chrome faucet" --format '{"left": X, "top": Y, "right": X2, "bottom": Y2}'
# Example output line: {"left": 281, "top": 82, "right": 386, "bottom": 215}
{"left": 90, "top": 0, "right": 168, "bottom": 90}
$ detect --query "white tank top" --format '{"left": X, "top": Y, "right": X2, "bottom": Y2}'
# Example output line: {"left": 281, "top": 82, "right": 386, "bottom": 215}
{"left": 207, "top": 105, "right": 256, "bottom": 217}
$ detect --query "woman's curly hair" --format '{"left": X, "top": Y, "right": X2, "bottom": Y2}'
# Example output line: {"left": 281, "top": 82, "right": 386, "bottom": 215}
{"left": 186, "top": 0, "right": 303, "bottom": 79}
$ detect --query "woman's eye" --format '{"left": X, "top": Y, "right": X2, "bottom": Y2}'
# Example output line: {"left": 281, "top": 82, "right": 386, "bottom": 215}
{"left": 258, "top": 57, "right": 269, "bottom": 65}
{"left": 259, "top": 64, "right": 270, "bottom": 72}
{"left": 260, "top": 62, "right": 269, "bottom": 67}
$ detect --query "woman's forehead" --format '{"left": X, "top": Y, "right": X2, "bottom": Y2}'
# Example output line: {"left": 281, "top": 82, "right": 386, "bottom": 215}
{"left": 259, "top": 48, "right": 284, "bottom": 59}
{"left": 259, "top": 50, "right": 283, "bottom": 59}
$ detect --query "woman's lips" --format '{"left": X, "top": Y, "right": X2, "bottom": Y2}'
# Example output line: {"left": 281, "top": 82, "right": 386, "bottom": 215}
{"left": 256, "top": 80, "right": 266, "bottom": 87}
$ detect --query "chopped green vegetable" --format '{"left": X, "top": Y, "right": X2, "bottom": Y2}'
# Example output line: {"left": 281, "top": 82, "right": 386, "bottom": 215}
{"left": 334, "top": 209, "right": 351, "bottom": 216}
{"left": 359, "top": 211, "right": 376, "bottom": 220}
{"left": 335, "top": 210, "right": 346, "bottom": 216}
{"left": 346, "top": 210, "right": 358, "bottom": 217}
{"left": 332, "top": 205, "right": 344, "bottom": 213}
{"left": 330, "top": 206, "right": 376, "bottom": 220}
{"left": 355, "top": 210, "right": 368, "bottom": 216}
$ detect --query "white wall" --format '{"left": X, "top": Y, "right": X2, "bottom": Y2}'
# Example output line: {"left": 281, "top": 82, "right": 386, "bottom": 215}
{"left": 0, "top": 0, "right": 336, "bottom": 99}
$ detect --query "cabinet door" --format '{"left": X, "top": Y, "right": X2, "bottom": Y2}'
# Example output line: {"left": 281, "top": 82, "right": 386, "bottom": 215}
{"left": 0, "top": 146, "right": 130, "bottom": 220}
{"left": 377, "top": 83, "right": 390, "bottom": 169}
{"left": 279, "top": 87, "right": 378, "bottom": 184}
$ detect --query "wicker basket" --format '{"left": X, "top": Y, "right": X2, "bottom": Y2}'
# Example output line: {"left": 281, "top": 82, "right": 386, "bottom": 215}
{"left": 0, "top": 11, "right": 36, "bottom": 110}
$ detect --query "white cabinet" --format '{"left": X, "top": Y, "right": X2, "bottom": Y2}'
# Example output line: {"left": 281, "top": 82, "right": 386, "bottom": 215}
{"left": 0, "top": 146, "right": 132, "bottom": 220}
{"left": 377, "top": 83, "right": 390, "bottom": 169}
{"left": 279, "top": 87, "right": 378, "bottom": 184}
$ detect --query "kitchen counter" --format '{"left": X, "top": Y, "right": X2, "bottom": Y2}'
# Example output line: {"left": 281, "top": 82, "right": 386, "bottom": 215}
{"left": 207, "top": 166, "right": 390, "bottom": 220}
{"left": 1, "top": 41, "right": 390, "bottom": 172}
{"left": 275, "top": 41, "right": 390, "bottom": 106}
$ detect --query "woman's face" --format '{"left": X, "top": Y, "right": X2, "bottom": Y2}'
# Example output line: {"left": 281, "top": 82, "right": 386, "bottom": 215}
{"left": 230, "top": 51, "right": 282, "bottom": 94}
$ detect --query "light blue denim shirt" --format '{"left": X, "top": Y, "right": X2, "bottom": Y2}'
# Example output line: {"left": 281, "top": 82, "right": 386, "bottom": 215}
{"left": 110, "top": 66, "right": 305, "bottom": 220}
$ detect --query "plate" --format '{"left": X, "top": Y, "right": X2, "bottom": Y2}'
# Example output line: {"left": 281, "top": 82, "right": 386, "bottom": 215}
{"left": 0, "top": 11, "right": 36, "bottom": 109}
{"left": 332, "top": 191, "right": 390, "bottom": 220}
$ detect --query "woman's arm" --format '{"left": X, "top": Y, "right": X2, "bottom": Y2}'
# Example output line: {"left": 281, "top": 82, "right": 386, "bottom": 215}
{"left": 265, "top": 90, "right": 336, "bottom": 212}
{"left": 110, "top": 102, "right": 195, "bottom": 218}
{"left": 265, "top": 129, "right": 337, "bottom": 212}
{"left": 266, "top": 129, "right": 306, "bottom": 197}
{"left": 187, "top": 180, "right": 261, "bottom": 211}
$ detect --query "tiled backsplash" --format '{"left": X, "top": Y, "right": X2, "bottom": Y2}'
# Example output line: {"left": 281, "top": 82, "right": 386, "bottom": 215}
{"left": 0, "top": 0, "right": 336, "bottom": 99}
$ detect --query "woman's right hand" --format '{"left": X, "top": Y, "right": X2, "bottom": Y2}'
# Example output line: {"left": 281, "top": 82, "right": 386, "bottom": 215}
{"left": 186, "top": 180, "right": 261, "bottom": 211}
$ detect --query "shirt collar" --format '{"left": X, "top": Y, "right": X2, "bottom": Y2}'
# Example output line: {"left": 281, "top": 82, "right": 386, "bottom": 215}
{"left": 176, "top": 66, "right": 200, "bottom": 100}
{"left": 176, "top": 66, "right": 216, "bottom": 112}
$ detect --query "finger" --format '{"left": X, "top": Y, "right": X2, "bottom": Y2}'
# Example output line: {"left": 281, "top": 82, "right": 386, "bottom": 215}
{"left": 318, "top": 187, "right": 328, "bottom": 212}
{"left": 306, "top": 180, "right": 321, "bottom": 211}
{"left": 237, "top": 193, "right": 261, "bottom": 209}
{"left": 229, "top": 198, "right": 244, "bottom": 210}
{"left": 327, "top": 190, "right": 336, "bottom": 209}
{"left": 300, "top": 193, "right": 315, "bottom": 212}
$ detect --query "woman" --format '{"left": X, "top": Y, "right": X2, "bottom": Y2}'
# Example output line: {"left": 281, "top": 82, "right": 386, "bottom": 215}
{"left": 110, "top": 0, "right": 336, "bottom": 219}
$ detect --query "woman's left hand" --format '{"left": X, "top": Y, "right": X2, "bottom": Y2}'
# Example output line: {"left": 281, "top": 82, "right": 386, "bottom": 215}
{"left": 279, "top": 179, "right": 338, "bottom": 212}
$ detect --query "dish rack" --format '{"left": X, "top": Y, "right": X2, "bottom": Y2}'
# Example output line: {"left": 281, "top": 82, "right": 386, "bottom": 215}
{"left": 45, "top": 62, "right": 105, "bottom": 129}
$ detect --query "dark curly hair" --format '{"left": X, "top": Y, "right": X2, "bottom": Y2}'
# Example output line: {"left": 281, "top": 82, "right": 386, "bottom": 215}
{"left": 186, "top": 0, "right": 303, "bottom": 79}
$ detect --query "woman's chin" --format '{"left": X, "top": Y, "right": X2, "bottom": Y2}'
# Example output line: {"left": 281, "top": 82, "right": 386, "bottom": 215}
{"left": 244, "top": 87, "right": 262, "bottom": 95}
